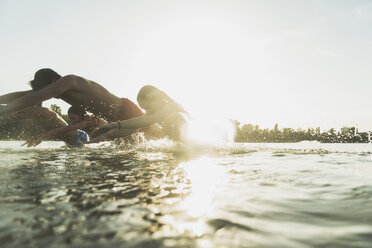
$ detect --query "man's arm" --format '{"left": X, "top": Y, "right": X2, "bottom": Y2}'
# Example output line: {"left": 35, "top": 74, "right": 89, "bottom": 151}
{"left": 106, "top": 102, "right": 185, "bottom": 130}
{"left": 24, "top": 118, "right": 98, "bottom": 146}
{"left": 23, "top": 126, "right": 75, "bottom": 147}
{"left": 51, "top": 119, "right": 97, "bottom": 137}
{"left": 0, "top": 76, "right": 75, "bottom": 115}
{"left": 0, "top": 90, "right": 33, "bottom": 104}
{"left": 121, "top": 102, "right": 186, "bottom": 128}
{"left": 87, "top": 128, "right": 138, "bottom": 143}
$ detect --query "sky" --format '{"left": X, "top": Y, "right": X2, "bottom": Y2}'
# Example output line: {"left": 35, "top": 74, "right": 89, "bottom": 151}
{"left": 0, "top": 0, "right": 371, "bottom": 131}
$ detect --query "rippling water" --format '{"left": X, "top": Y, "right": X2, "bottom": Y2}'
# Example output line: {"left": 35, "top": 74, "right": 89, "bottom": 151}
{"left": 1, "top": 140, "right": 372, "bottom": 248}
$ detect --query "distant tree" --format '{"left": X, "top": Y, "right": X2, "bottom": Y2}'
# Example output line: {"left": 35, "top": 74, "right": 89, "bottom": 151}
{"left": 50, "top": 104, "right": 62, "bottom": 116}
{"left": 50, "top": 104, "right": 68, "bottom": 122}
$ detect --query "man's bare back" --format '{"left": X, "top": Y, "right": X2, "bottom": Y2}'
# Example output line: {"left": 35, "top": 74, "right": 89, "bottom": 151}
{"left": 0, "top": 69, "right": 129, "bottom": 122}
{"left": 55, "top": 75, "right": 123, "bottom": 121}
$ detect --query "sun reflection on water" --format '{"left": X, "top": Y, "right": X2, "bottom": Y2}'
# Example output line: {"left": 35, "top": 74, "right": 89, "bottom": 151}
{"left": 179, "top": 157, "right": 225, "bottom": 218}
{"left": 158, "top": 156, "right": 227, "bottom": 238}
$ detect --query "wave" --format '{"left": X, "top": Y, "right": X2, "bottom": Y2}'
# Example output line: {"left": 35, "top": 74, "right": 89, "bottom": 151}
{"left": 1, "top": 140, "right": 372, "bottom": 156}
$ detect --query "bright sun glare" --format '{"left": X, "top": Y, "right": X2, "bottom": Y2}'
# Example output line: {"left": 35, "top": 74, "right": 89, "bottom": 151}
{"left": 184, "top": 117, "right": 235, "bottom": 145}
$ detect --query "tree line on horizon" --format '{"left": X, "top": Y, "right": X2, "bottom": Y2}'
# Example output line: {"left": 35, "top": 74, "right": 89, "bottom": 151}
{"left": 232, "top": 120, "right": 370, "bottom": 143}
{"left": 0, "top": 104, "right": 370, "bottom": 143}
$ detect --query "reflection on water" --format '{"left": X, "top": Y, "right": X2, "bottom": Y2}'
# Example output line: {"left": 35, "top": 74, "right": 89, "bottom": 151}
{"left": 178, "top": 157, "right": 226, "bottom": 218}
{"left": 0, "top": 141, "right": 372, "bottom": 247}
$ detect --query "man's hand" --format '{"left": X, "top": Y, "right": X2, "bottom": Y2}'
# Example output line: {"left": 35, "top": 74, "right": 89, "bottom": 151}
{"left": 22, "top": 136, "right": 44, "bottom": 147}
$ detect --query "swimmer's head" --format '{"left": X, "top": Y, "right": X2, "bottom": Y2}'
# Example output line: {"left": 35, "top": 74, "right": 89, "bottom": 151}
{"left": 29, "top": 68, "right": 61, "bottom": 91}
{"left": 68, "top": 106, "right": 86, "bottom": 123}
{"left": 137, "top": 85, "right": 173, "bottom": 113}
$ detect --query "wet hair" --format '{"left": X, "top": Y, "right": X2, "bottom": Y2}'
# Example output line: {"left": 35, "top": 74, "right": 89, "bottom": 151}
{"left": 68, "top": 106, "right": 87, "bottom": 120}
{"left": 29, "top": 68, "right": 61, "bottom": 91}
{"left": 137, "top": 85, "right": 173, "bottom": 107}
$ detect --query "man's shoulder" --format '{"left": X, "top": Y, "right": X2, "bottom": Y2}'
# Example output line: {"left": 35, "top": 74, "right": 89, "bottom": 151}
{"left": 61, "top": 74, "right": 80, "bottom": 81}
{"left": 59, "top": 74, "right": 91, "bottom": 87}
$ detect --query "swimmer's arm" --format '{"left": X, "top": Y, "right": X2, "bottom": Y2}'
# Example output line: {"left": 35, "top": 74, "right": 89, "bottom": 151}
{"left": 23, "top": 124, "right": 77, "bottom": 147}
{"left": 23, "top": 119, "right": 97, "bottom": 147}
{"left": 65, "top": 118, "right": 107, "bottom": 138}
{"left": 0, "top": 90, "right": 33, "bottom": 104}
{"left": 23, "top": 127, "right": 69, "bottom": 147}
{"left": 87, "top": 116, "right": 108, "bottom": 128}
{"left": 86, "top": 132, "right": 110, "bottom": 143}
{"left": 0, "top": 76, "right": 75, "bottom": 115}
{"left": 87, "top": 128, "right": 137, "bottom": 143}
{"left": 118, "top": 102, "right": 185, "bottom": 129}
{"left": 45, "top": 119, "right": 98, "bottom": 138}
{"left": 25, "top": 127, "right": 65, "bottom": 145}
{"left": 92, "top": 102, "right": 185, "bottom": 134}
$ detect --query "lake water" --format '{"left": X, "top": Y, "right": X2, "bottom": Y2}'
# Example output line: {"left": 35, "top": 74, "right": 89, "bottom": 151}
{"left": 0, "top": 140, "right": 372, "bottom": 248}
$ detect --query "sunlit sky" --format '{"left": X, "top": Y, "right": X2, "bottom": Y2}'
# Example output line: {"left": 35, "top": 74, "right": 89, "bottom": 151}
{"left": 1, "top": 0, "right": 371, "bottom": 131}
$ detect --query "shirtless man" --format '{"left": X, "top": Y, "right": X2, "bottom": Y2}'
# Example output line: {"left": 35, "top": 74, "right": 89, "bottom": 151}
{"left": 0, "top": 68, "right": 164, "bottom": 139}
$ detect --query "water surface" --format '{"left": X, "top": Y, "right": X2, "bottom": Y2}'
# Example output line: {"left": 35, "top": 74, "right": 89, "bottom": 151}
{"left": 0, "top": 141, "right": 372, "bottom": 248}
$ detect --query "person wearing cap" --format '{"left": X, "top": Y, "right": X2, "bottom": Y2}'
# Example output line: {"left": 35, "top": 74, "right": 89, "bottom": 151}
{"left": 22, "top": 106, "right": 109, "bottom": 147}
{"left": 0, "top": 68, "right": 165, "bottom": 140}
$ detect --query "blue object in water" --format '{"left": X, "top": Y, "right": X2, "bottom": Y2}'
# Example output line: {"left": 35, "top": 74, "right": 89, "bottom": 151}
{"left": 71, "top": 129, "right": 89, "bottom": 147}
